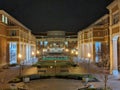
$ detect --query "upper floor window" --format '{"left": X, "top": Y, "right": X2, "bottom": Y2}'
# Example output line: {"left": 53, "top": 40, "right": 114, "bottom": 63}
{"left": 2, "top": 14, "right": 4, "bottom": 22}
{"left": 10, "top": 30, "right": 16, "bottom": 36}
{"left": 112, "top": 12, "right": 119, "bottom": 25}
{"left": 5, "top": 16, "right": 8, "bottom": 24}
{"left": 2, "top": 14, "right": 8, "bottom": 24}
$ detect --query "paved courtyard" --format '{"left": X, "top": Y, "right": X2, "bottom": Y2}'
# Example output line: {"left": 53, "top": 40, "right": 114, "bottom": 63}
{"left": 26, "top": 79, "right": 83, "bottom": 90}
{"left": 0, "top": 62, "right": 120, "bottom": 90}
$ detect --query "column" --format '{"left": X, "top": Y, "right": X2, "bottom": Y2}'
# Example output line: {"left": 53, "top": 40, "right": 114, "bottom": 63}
{"left": 110, "top": 39, "right": 113, "bottom": 74}
{"left": 112, "top": 39, "right": 119, "bottom": 76}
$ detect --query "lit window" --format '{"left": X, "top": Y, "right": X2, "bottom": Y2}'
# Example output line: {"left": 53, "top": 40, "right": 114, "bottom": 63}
{"left": 40, "top": 41, "right": 43, "bottom": 45}
{"left": 5, "top": 16, "right": 8, "bottom": 24}
{"left": 44, "top": 41, "right": 48, "bottom": 46}
{"left": 10, "top": 30, "right": 16, "bottom": 36}
{"left": 112, "top": 12, "right": 119, "bottom": 25}
{"left": 2, "top": 14, "right": 4, "bottom": 22}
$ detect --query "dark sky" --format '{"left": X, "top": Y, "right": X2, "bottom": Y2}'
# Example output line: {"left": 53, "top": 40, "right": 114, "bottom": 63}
{"left": 0, "top": 0, "right": 113, "bottom": 33}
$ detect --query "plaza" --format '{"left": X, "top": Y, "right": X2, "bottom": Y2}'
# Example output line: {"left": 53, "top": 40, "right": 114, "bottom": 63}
{"left": 0, "top": 0, "right": 120, "bottom": 90}
{"left": 0, "top": 61, "right": 119, "bottom": 90}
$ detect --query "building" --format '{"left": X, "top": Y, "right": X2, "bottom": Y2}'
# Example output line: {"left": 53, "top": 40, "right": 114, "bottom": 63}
{"left": 78, "top": 14, "right": 109, "bottom": 63}
{"left": 107, "top": 0, "right": 120, "bottom": 75}
{"left": 0, "top": 10, "right": 36, "bottom": 66}
{"left": 78, "top": 0, "right": 120, "bottom": 75}
{"left": 35, "top": 31, "right": 77, "bottom": 60}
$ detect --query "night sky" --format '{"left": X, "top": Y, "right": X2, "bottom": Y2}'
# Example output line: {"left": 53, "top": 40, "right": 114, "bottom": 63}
{"left": 0, "top": 0, "right": 113, "bottom": 33}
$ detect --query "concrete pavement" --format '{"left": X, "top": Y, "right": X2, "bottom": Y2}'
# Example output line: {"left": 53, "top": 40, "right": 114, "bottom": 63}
{"left": 0, "top": 62, "right": 120, "bottom": 90}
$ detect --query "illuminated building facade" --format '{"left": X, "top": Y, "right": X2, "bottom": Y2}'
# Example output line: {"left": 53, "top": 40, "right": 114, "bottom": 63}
{"left": 107, "top": 0, "right": 120, "bottom": 75}
{"left": 35, "top": 31, "right": 77, "bottom": 59}
{"left": 78, "top": 0, "right": 120, "bottom": 75}
{"left": 78, "top": 14, "right": 109, "bottom": 63}
{"left": 0, "top": 10, "right": 36, "bottom": 66}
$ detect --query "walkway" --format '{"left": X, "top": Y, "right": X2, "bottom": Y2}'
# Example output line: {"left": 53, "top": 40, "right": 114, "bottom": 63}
{"left": 0, "top": 62, "right": 120, "bottom": 90}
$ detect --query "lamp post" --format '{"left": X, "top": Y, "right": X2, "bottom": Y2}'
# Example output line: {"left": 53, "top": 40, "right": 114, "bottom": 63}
{"left": 36, "top": 50, "right": 40, "bottom": 61}
{"left": 54, "top": 60, "right": 56, "bottom": 74}
{"left": 87, "top": 53, "right": 91, "bottom": 77}
{"left": 37, "top": 50, "right": 40, "bottom": 56}
{"left": 32, "top": 51, "right": 35, "bottom": 64}
{"left": 18, "top": 54, "right": 22, "bottom": 77}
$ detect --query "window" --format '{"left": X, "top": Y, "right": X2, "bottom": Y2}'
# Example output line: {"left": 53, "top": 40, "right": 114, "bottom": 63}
{"left": 112, "top": 12, "right": 119, "bottom": 25}
{"left": 9, "top": 42, "right": 17, "bottom": 64}
{"left": 44, "top": 41, "right": 48, "bottom": 46}
{"left": 2, "top": 14, "right": 4, "bottom": 22}
{"left": 95, "top": 42, "right": 101, "bottom": 62}
{"left": 10, "top": 30, "right": 16, "bottom": 36}
{"left": 5, "top": 16, "right": 8, "bottom": 24}
{"left": 1, "top": 15, "right": 8, "bottom": 24}
{"left": 40, "top": 41, "right": 43, "bottom": 45}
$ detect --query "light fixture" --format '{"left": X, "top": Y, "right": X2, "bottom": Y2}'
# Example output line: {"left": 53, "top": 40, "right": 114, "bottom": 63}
{"left": 18, "top": 54, "right": 22, "bottom": 59}
{"left": 88, "top": 53, "right": 91, "bottom": 58}
{"left": 37, "top": 50, "right": 40, "bottom": 54}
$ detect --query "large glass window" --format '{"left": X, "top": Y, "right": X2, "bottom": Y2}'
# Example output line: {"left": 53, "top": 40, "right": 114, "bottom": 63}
{"left": 44, "top": 41, "right": 48, "bottom": 46}
{"left": 9, "top": 42, "right": 17, "bottom": 64}
{"left": 40, "top": 41, "right": 43, "bottom": 45}
{"left": 95, "top": 42, "right": 101, "bottom": 62}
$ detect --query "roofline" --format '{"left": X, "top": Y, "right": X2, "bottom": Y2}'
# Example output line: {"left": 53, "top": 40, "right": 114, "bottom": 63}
{"left": 88, "top": 14, "right": 109, "bottom": 27}
{"left": 107, "top": 0, "right": 117, "bottom": 9}
{"left": 0, "top": 10, "right": 31, "bottom": 31}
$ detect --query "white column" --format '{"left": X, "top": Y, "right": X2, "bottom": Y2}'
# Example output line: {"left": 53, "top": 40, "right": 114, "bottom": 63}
{"left": 112, "top": 39, "right": 119, "bottom": 76}
{"left": 80, "top": 44, "right": 82, "bottom": 59}
{"left": 110, "top": 40, "right": 113, "bottom": 74}
{"left": 26, "top": 44, "right": 28, "bottom": 61}
{"left": 82, "top": 44, "right": 84, "bottom": 60}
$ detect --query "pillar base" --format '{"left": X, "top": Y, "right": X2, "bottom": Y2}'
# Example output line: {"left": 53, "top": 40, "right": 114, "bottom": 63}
{"left": 112, "top": 69, "right": 119, "bottom": 79}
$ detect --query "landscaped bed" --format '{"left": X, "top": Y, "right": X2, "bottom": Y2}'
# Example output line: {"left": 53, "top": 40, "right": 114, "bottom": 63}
{"left": 8, "top": 74, "right": 99, "bottom": 83}
{"left": 33, "top": 61, "right": 77, "bottom": 68}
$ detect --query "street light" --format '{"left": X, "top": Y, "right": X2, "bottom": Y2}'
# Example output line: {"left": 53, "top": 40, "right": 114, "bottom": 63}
{"left": 18, "top": 53, "right": 22, "bottom": 76}
{"left": 36, "top": 50, "right": 40, "bottom": 59}
{"left": 32, "top": 51, "right": 35, "bottom": 64}
{"left": 75, "top": 51, "right": 78, "bottom": 55}
{"left": 54, "top": 60, "right": 56, "bottom": 74}
{"left": 37, "top": 50, "right": 40, "bottom": 54}
{"left": 87, "top": 53, "right": 91, "bottom": 77}
{"left": 65, "top": 48, "right": 69, "bottom": 52}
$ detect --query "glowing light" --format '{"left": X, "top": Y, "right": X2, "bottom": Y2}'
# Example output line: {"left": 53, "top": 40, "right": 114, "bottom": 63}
{"left": 65, "top": 49, "right": 69, "bottom": 52}
{"left": 18, "top": 54, "right": 22, "bottom": 59}
{"left": 71, "top": 50, "right": 74, "bottom": 54}
{"left": 37, "top": 50, "right": 40, "bottom": 54}
{"left": 43, "top": 49, "right": 47, "bottom": 52}
{"left": 32, "top": 51, "right": 35, "bottom": 56}
{"left": 75, "top": 51, "right": 78, "bottom": 55}
{"left": 88, "top": 53, "right": 91, "bottom": 58}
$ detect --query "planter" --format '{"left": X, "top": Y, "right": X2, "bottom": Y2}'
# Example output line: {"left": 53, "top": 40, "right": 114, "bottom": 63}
{"left": 23, "top": 77, "right": 30, "bottom": 83}
{"left": 82, "top": 77, "right": 89, "bottom": 83}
